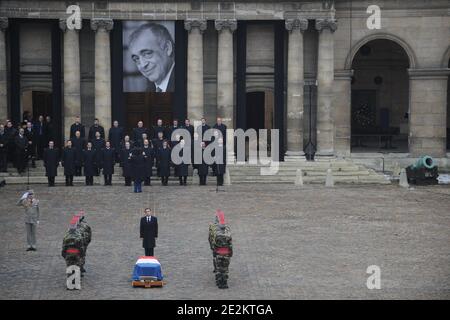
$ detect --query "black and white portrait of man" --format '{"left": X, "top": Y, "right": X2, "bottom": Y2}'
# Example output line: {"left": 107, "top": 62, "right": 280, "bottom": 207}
{"left": 123, "top": 21, "right": 175, "bottom": 93}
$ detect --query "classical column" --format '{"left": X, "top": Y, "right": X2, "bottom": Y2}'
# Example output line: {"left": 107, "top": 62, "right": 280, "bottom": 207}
{"left": 334, "top": 69, "right": 353, "bottom": 157}
{"left": 215, "top": 19, "right": 237, "bottom": 162}
{"left": 315, "top": 19, "right": 337, "bottom": 157}
{"left": 60, "top": 19, "right": 81, "bottom": 141}
{"left": 408, "top": 68, "right": 450, "bottom": 157}
{"left": 0, "top": 18, "right": 8, "bottom": 123}
{"left": 184, "top": 19, "right": 206, "bottom": 122}
{"left": 91, "top": 18, "right": 113, "bottom": 131}
{"left": 285, "top": 18, "right": 308, "bottom": 159}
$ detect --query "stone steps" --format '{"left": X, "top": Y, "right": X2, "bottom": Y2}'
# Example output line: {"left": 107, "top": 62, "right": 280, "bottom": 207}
{"left": 1, "top": 158, "right": 391, "bottom": 185}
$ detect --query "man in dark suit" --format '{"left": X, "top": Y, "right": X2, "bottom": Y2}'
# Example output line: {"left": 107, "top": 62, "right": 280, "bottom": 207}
{"left": 101, "top": 141, "right": 115, "bottom": 186}
{"left": 62, "top": 140, "right": 76, "bottom": 186}
{"left": 70, "top": 116, "right": 85, "bottom": 139}
{"left": 128, "top": 22, "right": 175, "bottom": 93}
{"left": 88, "top": 118, "right": 105, "bottom": 142}
{"left": 15, "top": 128, "right": 28, "bottom": 174}
{"left": 24, "top": 121, "right": 36, "bottom": 168}
{"left": 34, "top": 116, "right": 46, "bottom": 159}
{"left": 133, "top": 121, "right": 149, "bottom": 147}
{"left": 43, "top": 141, "right": 59, "bottom": 187}
{"left": 140, "top": 208, "right": 158, "bottom": 257}
{"left": 213, "top": 117, "right": 227, "bottom": 146}
{"left": 108, "top": 120, "right": 124, "bottom": 163}
{"left": 152, "top": 119, "right": 166, "bottom": 139}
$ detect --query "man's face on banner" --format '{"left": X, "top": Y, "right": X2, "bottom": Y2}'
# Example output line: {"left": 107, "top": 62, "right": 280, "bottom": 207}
{"left": 130, "top": 29, "right": 173, "bottom": 85}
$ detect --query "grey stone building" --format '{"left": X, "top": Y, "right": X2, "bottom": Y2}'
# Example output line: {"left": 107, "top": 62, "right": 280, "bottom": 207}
{"left": 0, "top": 0, "right": 449, "bottom": 164}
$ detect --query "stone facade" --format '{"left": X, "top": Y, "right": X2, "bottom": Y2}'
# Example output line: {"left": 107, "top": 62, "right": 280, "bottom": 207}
{"left": 0, "top": 0, "right": 448, "bottom": 160}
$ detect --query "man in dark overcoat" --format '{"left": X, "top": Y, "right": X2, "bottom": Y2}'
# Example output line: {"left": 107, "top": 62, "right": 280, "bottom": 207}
{"left": 140, "top": 208, "right": 158, "bottom": 257}
{"left": 62, "top": 140, "right": 76, "bottom": 186}
{"left": 101, "top": 141, "right": 115, "bottom": 186}
{"left": 157, "top": 140, "right": 171, "bottom": 186}
{"left": 43, "top": 141, "right": 59, "bottom": 187}
{"left": 82, "top": 142, "right": 96, "bottom": 186}
{"left": 120, "top": 141, "right": 133, "bottom": 186}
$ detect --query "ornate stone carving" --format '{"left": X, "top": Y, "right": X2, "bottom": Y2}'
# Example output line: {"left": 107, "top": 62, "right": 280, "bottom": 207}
{"left": 90, "top": 18, "right": 113, "bottom": 32}
{"left": 0, "top": 17, "right": 8, "bottom": 31}
{"left": 285, "top": 19, "right": 308, "bottom": 32}
{"left": 315, "top": 19, "right": 337, "bottom": 33}
{"left": 184, "top": 19, "right": 207, "bottom": 33}
{"left": 215, "top": 19, "right": 237, "bottom": 32}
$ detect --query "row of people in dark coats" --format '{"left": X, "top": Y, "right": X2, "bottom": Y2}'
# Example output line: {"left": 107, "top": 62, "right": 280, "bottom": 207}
{"left": 0, "top": 117, "right": 55, "bottom": 173}
{"left": 43, "top": 137, "right": 227, "bottom": 189}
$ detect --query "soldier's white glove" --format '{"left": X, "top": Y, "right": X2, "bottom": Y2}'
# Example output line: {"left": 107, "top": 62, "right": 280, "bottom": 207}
{"left": 37, "top": 221, "right": 40, "bottom": 225}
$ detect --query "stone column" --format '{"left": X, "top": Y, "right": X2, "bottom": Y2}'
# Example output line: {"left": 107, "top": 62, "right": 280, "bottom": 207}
{"left": 91, "top": 18, "right": 113, "bottom": 131}
{"left": 0, "top": 18, "right": 8, "bottom": 123}
{"left": 408, "top": 68, "right": 450, "bottom": 157}
{"left": 60, "top": 19, "right": 81, "bottom": 142}
{"left": 184, "top": 19, "right": 207, "bottom": 122}
{"left": 215, "top": 19, "right": 237, "bottom": 162}
{"left": 285, "top": 18, "right": 308, "bottom": 160}
{"left": 315, "top": 19, "right": 337, "bottom": 157}
{"left": 334, "top": 69, "right": 353, "bottom": 157}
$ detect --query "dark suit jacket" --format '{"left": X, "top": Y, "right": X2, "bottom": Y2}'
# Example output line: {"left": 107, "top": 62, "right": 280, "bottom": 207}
{"left": 146, "top": 66, "right": 175, "bottom": 93}
{"left": 140, "top": 216, "right": 158, "bottom": 248}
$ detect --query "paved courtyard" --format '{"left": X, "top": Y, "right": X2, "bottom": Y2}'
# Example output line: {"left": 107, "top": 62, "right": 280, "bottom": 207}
{"left": 0, "top": 182, "right": 449, "bottom": 299}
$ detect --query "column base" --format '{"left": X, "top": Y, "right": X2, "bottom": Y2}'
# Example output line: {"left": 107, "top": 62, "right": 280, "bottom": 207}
{"left": 284, "top": 151, "right": 306, "bottom": 162}
{"left": 314, "top": 152, "right": 336, "bottom": 161}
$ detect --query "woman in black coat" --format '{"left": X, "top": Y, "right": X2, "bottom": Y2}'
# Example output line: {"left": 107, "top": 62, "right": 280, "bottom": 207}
{"left": 62, "top": 141, "right": 76, "bottom": 186}
{"left": 175, "top": 139, "right": 189, "bottom": 186}
{"left": 82, "top": 142, "right": 96, "bottom": 186}
{"left": 157, "top": 140, "right": 171, "bottom": 186}
{"left": 101, "top": 141, "right": 115, "bottom": 186}
{"left": 130, "top": 148, "right": 146, "bottom": 193}
{"left": 120, "top": 141, "right": 133, "bottom": 186}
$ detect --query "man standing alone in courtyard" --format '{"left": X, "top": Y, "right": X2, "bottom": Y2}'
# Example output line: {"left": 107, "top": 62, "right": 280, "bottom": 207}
{"left": 16, "top": 190, "right": 40, "bottom": 251}
{"left": 140, "top": 208, "right": 158, "bottom": 256}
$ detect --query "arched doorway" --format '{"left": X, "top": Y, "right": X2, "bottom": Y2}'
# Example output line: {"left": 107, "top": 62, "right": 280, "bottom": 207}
{"left": 350, "top": 39, "right": 410, "bottom": 152}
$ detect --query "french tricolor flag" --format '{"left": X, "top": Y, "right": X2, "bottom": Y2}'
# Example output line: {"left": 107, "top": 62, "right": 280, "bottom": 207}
{"left": 132, "top": 256, "right": 163, "bottom": 281}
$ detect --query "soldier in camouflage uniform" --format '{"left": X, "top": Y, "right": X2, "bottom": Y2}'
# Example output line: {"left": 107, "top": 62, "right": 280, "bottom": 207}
{"left": 61, "top": 218, "right": 85, "bottom": 275}
{"left": 75, "top": 212, "right": 91, "bottom": 273}
{"left": 208, "top": 210, "right": 233, "bottom": 289}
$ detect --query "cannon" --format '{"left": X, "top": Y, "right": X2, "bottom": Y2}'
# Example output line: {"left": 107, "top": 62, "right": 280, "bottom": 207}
{"left": 405, "top": 155, "right": 438, "bottom": 185}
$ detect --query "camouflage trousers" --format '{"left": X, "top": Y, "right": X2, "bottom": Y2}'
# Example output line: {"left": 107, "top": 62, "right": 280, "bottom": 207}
{"left": 213, "top": 254, "right": 231, "bottom": 289}
{"left": 65, "top": 254, "right": 82, "bottom": 268}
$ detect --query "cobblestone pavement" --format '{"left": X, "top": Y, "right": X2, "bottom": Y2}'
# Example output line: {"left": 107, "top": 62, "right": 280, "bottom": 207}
{"left": 0, "top": 182, "right": 449, "bottom": 299}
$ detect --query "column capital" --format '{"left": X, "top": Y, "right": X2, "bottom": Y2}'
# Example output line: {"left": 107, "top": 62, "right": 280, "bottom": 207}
{"left": 315, "top": 18, "right": 337, "bottom": 33}
{"left": 0, "top": 17, "right": 8, "bottom": 31}
{"left": 184, "top": 19, "right": 207, "bottom": 33}
{"left": 285, "top": 19, "right": 308, "bottom": 32}
{"left": 59, "top": 19, "right": 81, "bottom": 32}
{"left": 215, "top": 19, "right": 237, "bottom": 32}
{"left": 90, "top": 18, "right": 114, "bottom": 32}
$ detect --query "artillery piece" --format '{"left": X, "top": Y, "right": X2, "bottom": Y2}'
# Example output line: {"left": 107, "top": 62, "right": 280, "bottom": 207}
{"left": 405, "top": 155, "right": 438, "bottom": 185}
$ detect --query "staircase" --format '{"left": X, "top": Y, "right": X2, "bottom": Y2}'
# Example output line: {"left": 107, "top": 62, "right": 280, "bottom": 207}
{"left": 227, "top": 158, "right": 391, "bottom": 185}
{"left": 0, "top": 158, "right": 391, "bottom": 185}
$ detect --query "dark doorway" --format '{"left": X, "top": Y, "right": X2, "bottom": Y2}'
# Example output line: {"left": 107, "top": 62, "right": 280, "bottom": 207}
{"left": 125, "top": 92, "right": 173, "bottom": 136}
{"left": 32, "top": 91, "right": 52, "bottom": 120}
{"left": 351, "top": 39, "right": 410, "bottom": 152}
{"left": 245, "top": 91, "right": 265, "bottom": 131}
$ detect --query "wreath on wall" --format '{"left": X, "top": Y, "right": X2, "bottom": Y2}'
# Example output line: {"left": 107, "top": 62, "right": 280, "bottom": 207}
{"left": 353, "top": 104, "right": 375, "bottom": 128}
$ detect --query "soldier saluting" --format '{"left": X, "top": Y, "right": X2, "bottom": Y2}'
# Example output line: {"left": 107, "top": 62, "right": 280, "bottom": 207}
{"left": 16, "top": 190, "right": 40, "bottom": 251}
